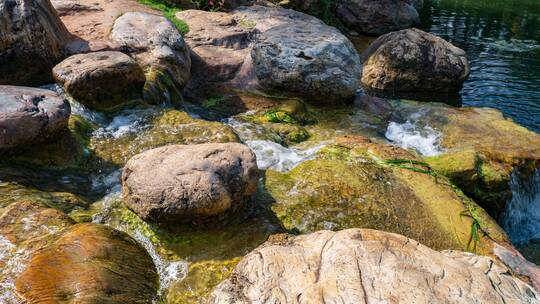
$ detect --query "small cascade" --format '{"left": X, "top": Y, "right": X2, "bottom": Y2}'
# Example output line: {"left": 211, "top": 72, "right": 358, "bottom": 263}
{"left": 502, "top": 169, "right": 540, "bottom": 246}
{"left": 245, "top": 140, "right": 326, "bottom": 172}
{"left": 385, "top": 113, "right": 444, "bottom": 157}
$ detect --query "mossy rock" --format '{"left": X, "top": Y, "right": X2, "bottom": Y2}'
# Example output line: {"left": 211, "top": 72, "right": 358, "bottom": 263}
{"left": 265, "top": 137, "right": 509, "bottom": 256}
{"left": 91, "top": 109, "right": 240, "bottom": 166}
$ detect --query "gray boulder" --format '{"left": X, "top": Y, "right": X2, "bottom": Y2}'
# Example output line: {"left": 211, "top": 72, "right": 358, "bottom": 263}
{"left": 177, "top": 6, "right": 361, "bottom": 104}
{"left": 53, "top": 51, "right": 145, "bottom": 111}
{"left": 110, "top": 12, "right": 191, "bottom": 104}
{"left": 0, "top": 86, "right": 70, "bottom": 151}
{"left": 336, "top": 0, "right": 421, "bottom": 35}
{"left": 209, "top": 229, "right": 540, "bottom": 304}
{"left": 0, "top": 0, "right": 71, "bottom": 85}
{"left": 122, "top": 143, "right": 259, "bottom": 225}
{"left": 361, "top": 28, "right": 470, "bottom": 94}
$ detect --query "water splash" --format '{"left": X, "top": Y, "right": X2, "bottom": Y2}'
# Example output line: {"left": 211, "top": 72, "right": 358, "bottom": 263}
{"left": 245, "top": 140, "right": 325, "bottom": 172}
{"left": 93, "top": 108, "right": 154, "bottom": 139}
{"left": 385, "top": 114, "right": 444, "bottom": 157}
{"left": 502, "top": 169, "right": 540, "bottom": 246}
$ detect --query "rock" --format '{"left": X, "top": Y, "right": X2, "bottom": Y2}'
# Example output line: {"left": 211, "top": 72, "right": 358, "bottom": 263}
{"left": 263, "top": 138, "right": 510, "bottom": 257}
{"left": 361, "top": 29, "right": 470, "bottom": 95}
{"left": 0, "top": 86, "right": 70, "bottom": 151}
{"left": 336, "top": 0, "right": 421, "bottom": 35}
{"left": 122, "top": 143, "right": 259, "bottom": 225}
{"left": 0, "top": 0, "right": 71, "bottom": 85}
{"left": 51, "top": 0, "right": 102, "bottom": 16}
{"left": 15, "top": 223, "right": 158, "bottom": 303}
{"left": 53, "top": 51, "right": 145, "bottom": 111}
{"left": 178, "top": 6, "right": 361, "bottom": 104}
{"left": 111, "top": 12, "right": 191, "bottom": 104}
{"left": 91, "top": 109, "right": 240, "bottom": 166}
{"left": 209, "top": 229, "right": 539, "bottom": 304}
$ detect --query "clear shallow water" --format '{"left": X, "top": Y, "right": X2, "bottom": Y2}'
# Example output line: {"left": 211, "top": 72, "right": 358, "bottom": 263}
{"left": 420, "top": 0, "right": 540, "bottom": 132}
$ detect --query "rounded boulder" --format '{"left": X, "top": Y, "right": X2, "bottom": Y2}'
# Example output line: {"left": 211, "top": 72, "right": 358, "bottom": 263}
{"left": 122, "top": 143, "right": 259, "bottom": 225}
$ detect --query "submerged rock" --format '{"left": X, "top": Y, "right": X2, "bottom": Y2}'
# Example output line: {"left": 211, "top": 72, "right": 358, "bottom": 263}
{"left": 0, "top": 86, "right": 70, "bottom": 152}
{"left": 361, "top": 29, "right": 470, "bottom": 97}
{"left": 53, "top": 51, "right": 145, "bottom": 111}
{"left": 336, "top": 0, "right": 421, "bottom": 35}
{"left": 15, "top": 223, "right": 158, "bottom": 303}
{"left": 178, "top": 6, "right": 361, "bottom": 104}
{"left": 111, "top": 12, "right": 191, "bottom": 104}
{"left": 209, "top": 229, "right": 539, "bottom": 304}
{"left": 122, "top": 143, "right": 259, "bottom": 225}
{"left": 0, "top": 0, "right": 71, "bottom": 85}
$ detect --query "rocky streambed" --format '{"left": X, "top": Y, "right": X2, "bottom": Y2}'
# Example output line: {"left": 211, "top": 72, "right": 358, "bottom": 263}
{"left": 1, "top": 0, "right": 540, "bottom": 303}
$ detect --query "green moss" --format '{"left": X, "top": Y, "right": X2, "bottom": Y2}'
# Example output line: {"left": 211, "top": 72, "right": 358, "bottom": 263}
{"left": 137, "top": 0, "right": 189, "bottom": 34}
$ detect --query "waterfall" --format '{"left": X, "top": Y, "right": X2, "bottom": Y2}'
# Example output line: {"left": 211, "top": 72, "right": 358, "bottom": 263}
{"left": 502, "top": 169, "right": 540, "bottom": 246}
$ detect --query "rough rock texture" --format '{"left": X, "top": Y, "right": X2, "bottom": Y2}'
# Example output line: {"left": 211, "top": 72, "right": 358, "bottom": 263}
{"left": 122, "top": 143, "right": 259, "bottom": 225}
{"left": 15, "top": 223, "right": 158, "bottom": 303}
{"left": 0, "top": 0, "right": 71, "bottom": 85}
{"left": 336, "top": 0, "right": 421, "bottom": 35}
{"left": 0, "top": 86, "right": 71, "bottom": 151}
{"left": 209, "top": 229, "right": 539, "bottom": 304}
{"left": 53, "top": 51, "right": 145, "bottom": 111}
{"left": 111, "top": 12, "right": 191, "bottom": 104}
{"left": 178, "top": 6, "right": 361, "bottom": 104}
{"left": 361, "top": 28, "right": 470, "bottom": 95}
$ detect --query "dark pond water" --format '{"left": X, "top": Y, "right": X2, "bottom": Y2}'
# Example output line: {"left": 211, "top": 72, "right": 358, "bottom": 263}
{"left": 420, "top": 0, "right": 540, "bottom": 133}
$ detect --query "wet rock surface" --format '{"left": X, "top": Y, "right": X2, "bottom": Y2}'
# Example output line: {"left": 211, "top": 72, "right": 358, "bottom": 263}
{"left": 111, "top": 12, "right": 191, "bottom": 104}
{"left": 361, "top": 29, "right": 470, "bottom": 97}
{"left": 15, "top": 223, "right": 158, "bottom": 304}
{"left": 336, "top": 0, "right": 421, "bottom": 35}
{"left": 122, "top": 143, "right": 259, "bottom": 225}
{"left": 0, "top": 86, "right": 71, "bottom": 151}
{"left": 53, "top": 51, "right": 145, "bottom": 111}
{"left": 209, "top": 229, "right": 539, "bottom": 304}
{"left": 178, "top": 6, "right": 361, "bottom": 103}
{"left": 0, "top": 0, "right": 71, "bottom": 85}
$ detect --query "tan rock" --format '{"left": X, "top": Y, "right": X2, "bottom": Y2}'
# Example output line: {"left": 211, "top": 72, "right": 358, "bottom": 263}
{"left": 209, "top": 229, "right": 539, "bottom": 304}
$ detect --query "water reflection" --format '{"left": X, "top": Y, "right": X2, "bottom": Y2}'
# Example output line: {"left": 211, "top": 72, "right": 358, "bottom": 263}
{"left": 420, "top": 0, "right": 540, "bottom": 132}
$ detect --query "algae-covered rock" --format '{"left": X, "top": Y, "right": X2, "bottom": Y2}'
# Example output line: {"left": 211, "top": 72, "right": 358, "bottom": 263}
{"left": 15, "top": 223, "right": 159, "bottom": 304}
{"left": 357, "top": 96, "right": 540, "bottom": 217}
{"left": 264, "top": 136, "right": 509, "bottom": 256}
{"left": 92, "top": 109, "right": 240, "bottom": 166}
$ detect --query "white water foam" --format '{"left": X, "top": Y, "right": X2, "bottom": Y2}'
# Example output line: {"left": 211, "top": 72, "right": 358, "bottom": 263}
{"left": 93, "top": 109, "right": 154, "bottom": 139}
{"left": 385, "top": 117, "right": 444, "bottom": 157}
{"left": 0, "top": 235, "right": 27, "bottom": 304}
{"left": 245, "top": 140, "right": 326, "bottom": 172}
{"left": 502, "top": 169, "right": 540, "bottom": 246}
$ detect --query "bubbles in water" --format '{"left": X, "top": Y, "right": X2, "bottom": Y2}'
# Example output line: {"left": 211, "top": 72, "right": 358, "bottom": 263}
{"left": 0, "top": 235, "right": 28, "bottom": 304}
{"left": 245, "top": 140, "right": 326, "bottom": 172}
{"left": 385, "top": 114, "right": 444, "bottom": 157}
{"left": 502, "top": 169, "right": 540, "bottom": 246}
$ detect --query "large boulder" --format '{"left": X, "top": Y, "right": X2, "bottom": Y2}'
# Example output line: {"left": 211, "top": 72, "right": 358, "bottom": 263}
{"left": 111, "top": 12, "right": 191, "bottom": 104}
{"left": 0, "top": 0, "right": 71, "bottom": 85}
{"left": 209, "top": 229, "right": 539, "bottom": 304}
{"left": 0, "top": 86, "right": 70, "bottom": 151}
{"left": 177, "top": 6, "right": 361, "bottom": 104}
{"left": 122, "top": 143, "right": 259, "bottom": 225}
{"left": 15, "top": 223, "right": 158, "bottom": 303}
{"left": 361, "top": 28, "right": 470, "bottom": 96}
{"left": 336, "top": 0, "right": 421, "bottom": 35}
{"left": 53, "top": 51, "right": 145, "bottom": 111}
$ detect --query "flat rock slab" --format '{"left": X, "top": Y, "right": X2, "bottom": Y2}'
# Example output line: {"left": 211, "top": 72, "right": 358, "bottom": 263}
{"left": 0, "top": 86, "right": 70, "bottom": 151}
{"left": 122, "top": 143, "right": 259, "bottom": 225}
{"left": 209, "top": 229, "right": 540, "bottom": 304}
{"left": 53, "top": 51, "right": 145, "bottom": 111}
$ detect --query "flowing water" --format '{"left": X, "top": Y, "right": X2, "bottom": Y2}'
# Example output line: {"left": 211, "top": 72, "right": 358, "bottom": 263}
{"left": 420, "top": 0, "right": 540, "bottom": 132}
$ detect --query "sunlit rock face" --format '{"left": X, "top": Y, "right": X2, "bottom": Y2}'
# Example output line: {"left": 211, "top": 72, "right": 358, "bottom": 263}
{"left": 209, "top": 229, "right": 539, "bottom": 304}
{"left": 177, "top": 6, "right": 361, "bottom": 104}
{"left": 15, "top": 223, "right": 158, "bottom": 304}
{"left": 0, "top": 0, "right": 71, "bottom": 85}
